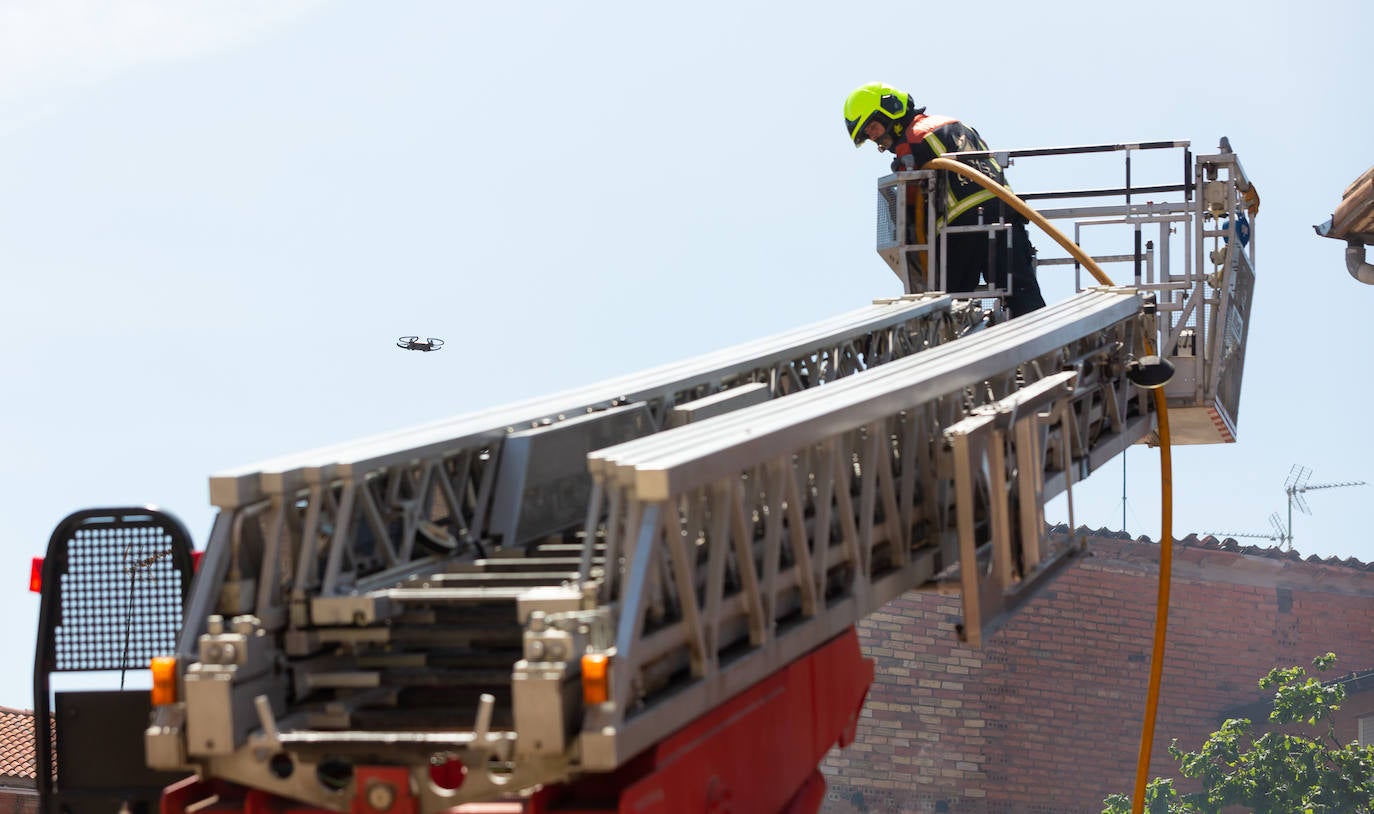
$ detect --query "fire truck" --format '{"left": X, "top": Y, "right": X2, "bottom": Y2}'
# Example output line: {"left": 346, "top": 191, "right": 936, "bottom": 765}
{"left": 33, "top": 139, "right": 1257, "bottom": 814}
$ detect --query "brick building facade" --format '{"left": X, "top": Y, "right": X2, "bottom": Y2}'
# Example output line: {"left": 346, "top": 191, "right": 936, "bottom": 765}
{"left": 821, "top": 532, "right": 1374, "bottom": 814}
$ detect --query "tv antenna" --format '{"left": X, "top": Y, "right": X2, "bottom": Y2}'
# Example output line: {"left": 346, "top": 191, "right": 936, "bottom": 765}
{"left": 1205, "top": 512, "right": 1288, "bottom": 548}
{"left": 1281, "top": 465, "right": 1365, "bottom": 552}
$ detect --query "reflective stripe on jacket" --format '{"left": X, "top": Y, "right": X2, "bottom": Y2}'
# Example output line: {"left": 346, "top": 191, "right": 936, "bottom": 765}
{"left": 891, "top": 114, "right": 1007, "bottom": 226}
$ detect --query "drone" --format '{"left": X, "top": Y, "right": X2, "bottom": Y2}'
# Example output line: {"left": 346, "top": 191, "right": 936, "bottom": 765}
{"left": 397, "top": 336, "right": 445, "bottom": 352}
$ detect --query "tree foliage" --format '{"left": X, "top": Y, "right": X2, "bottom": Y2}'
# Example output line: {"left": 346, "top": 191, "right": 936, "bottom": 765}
{"left": 1103, "top": 654, "right": 1374, "bottom": 813}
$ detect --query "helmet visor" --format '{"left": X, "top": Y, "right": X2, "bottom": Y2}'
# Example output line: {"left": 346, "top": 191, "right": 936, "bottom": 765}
{"left": 855, "top": 116, "right": 894, "bottom": 150}
{"left": 846, "top": 114, "right": 865, "bottom": 146}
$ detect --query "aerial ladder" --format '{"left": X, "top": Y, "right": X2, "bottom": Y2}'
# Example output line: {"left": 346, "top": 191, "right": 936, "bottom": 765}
{"left": 34, "top": 139, "right": 1257, "bottom": 814}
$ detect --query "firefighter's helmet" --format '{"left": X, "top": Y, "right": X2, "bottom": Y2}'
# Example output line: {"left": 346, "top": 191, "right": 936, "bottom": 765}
{"left": 843, "top": 82, "right": 923, "bottom": 148}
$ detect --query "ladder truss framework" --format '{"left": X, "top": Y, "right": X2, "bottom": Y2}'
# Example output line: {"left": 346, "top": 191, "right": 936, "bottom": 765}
{"left": 149, "top": 290, "right": 1156, "bottom": 812}
{"left": 185, "top": 294, "right": 976, "bottom": 645}
{"left": 573, "top": 289, "right": 1149, "bottom": 775}
{"left": 148, "top": 294, "right": 988, "bottom": 809}
{"left": 123, "top": 140, "right": 1257, "bottom": 813}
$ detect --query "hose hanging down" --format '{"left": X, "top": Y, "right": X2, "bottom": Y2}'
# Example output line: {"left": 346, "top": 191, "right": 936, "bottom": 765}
{"left": 923, "top": 157, "right": 1175, "bottom": 814}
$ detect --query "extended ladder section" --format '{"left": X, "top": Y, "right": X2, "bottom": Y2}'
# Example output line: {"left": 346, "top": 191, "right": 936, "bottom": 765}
{"left": 187, "top": 293, "right": 972, "bottom": 637}
{"left": 140, "top": 140, "right": 1258, "bottom": 813}
{"left": 563, "top": 289, "right": 1150, "bottom": 780}
{"left": 147, "top": 295, "right": 980, "bottom": 807}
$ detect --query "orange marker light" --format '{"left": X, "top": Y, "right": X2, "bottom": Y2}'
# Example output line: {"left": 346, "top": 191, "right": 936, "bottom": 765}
{"left": 581, "top": 653, "right": 610, "bottom": 706}
{"left": 29, "top": 557, "right": 42, "bottom": 593}
{"left": 151, "top": 656, "right": 179, "bottom": 706}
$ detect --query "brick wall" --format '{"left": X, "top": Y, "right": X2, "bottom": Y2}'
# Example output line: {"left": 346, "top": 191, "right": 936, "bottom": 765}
{"left": 0, "top": 789, "right": 37, "bottom": 814}
{"left": 821, "top": 534, "right": 1374, "bottom": 814}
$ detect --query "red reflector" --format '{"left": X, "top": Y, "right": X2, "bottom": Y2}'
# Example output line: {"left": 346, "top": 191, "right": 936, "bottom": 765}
{"left": 29, "top": 557, "right": 42, "bottom": 593}
{"left": 428, "top": 756, "right": 466, "bottom": 790}
{"left": 191, "top": 550, "right": 204, "bottom": 572}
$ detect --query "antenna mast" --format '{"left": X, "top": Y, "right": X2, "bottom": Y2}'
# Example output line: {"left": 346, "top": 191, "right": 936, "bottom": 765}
{"left": 1282, "top": 464, "right": 1366, "bottom": 551}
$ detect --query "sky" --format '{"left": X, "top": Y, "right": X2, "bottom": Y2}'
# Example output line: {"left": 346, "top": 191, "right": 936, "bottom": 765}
{"left": 3, "top": 0, "right": 1372, "bottom": 708}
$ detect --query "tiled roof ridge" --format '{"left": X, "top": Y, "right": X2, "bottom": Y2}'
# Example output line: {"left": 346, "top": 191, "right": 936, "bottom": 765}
{"left": 1051, "top": 524, "right": 1374, "bottom": 572}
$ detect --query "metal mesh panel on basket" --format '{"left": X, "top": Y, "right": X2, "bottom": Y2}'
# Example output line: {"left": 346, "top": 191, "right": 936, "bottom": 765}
{"left": 876, "top": 184, "right": 900, "bottom": 249}
{"left": 51, "top": 515, "right": 188, "bottom": 672}
{"left": 1217, "top": 255, "right": 1255, "bottom": 426}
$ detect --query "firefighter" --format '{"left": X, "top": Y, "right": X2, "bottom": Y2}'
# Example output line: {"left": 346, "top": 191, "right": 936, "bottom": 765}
{"left": 844, "top": 81, "right": 1046, "bottom": 317}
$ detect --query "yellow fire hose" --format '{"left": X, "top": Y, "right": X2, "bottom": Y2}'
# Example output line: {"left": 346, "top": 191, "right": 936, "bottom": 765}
{"left": 926, "top": 157, "right": 1173, "bottom": 814}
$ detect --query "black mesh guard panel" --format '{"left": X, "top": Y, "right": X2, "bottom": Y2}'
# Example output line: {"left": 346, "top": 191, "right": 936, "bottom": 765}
{"left": 51, "top": 516, "right": 188, "bottom": 671}
{"left": 34, "top": 507, "right": 196, "bottom": 805}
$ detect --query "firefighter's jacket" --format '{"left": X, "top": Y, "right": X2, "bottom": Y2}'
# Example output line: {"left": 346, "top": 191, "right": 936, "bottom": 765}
{"left": 890, "top": 114, "right": 1008, "bottom": 228}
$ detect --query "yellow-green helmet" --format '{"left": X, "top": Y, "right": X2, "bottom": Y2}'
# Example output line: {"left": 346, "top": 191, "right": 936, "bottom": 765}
{"left": 843, "top": 82, "right": 921, "bottom": 147}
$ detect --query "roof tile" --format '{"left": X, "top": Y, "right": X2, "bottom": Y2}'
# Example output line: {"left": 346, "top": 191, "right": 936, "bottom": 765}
{"left": 1055, "top": 525, "right": 1374, "bottom": 571}
{"left": 0, "top": 708, "right": 35, "bottom": 780}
